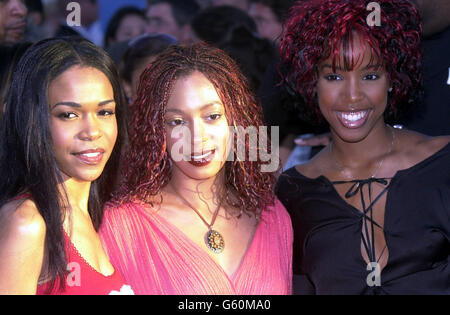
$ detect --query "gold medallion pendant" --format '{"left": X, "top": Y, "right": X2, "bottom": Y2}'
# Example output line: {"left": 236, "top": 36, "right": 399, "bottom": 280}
{"left": 206, "top": 229, "right": 225, "bottom": 253}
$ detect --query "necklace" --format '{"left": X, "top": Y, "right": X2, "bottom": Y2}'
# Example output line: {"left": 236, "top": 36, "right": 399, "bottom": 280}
{"left": 171, "top": 185, "right": 225, "bottom": 254}
{"left": 330, "top": 125, "right": 395, "bottom": 179}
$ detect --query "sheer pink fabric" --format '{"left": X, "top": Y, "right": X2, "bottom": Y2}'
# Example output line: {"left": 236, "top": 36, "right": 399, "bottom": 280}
{"left": 99, "top": 198, "right": 293, "bottom": 295}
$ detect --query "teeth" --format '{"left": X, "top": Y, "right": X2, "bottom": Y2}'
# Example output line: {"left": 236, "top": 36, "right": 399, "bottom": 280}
{"left": 340, "top": 111, "right": 368, "bottom": 121}
{"left": 82, "top": 152, "right": 100, "bottom": 158}
{"left": 192, "top": 151, "right": 213, "bottom": 160}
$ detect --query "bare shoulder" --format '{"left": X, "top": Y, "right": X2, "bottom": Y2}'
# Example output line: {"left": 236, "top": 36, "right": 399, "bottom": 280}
{"left": 0, "top": 198, "right": 46, "bottom": 294}
{"left": 0, "top": 198, "right": 46, "bottom": 250}
{"left": 395, "top": 129, "right": 450, "bottom": 167}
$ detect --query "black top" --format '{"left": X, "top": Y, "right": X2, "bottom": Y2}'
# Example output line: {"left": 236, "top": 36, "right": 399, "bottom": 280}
{"left": 276, "top": 142, "right": 450, "bottom": 295}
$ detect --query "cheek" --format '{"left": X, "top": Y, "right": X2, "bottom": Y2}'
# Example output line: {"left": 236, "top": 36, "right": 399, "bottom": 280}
{"left": 369, "top": 85, "right": 389, "bottom": 108}
{"left": 317, "top": 82, "right": 336, "bottom": 113}
{"left": 50, "top": 121, "right": 72, "bottom": 154}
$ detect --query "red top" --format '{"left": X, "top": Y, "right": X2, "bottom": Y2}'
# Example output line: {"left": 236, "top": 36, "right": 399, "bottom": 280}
{"left": 37, "top": 231, "right": 134, "bottom": 295}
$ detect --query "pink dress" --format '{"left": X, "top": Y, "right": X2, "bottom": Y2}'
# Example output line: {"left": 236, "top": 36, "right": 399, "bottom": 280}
{"left": 99, "top": 198, "right": 293, "bottom": 295}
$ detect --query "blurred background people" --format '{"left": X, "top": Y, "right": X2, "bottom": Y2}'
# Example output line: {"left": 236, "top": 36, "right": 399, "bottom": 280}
{"left": 210, "top": 0, "right": 249, "bottom": 11}
{"left": 120, "top": 33, "right": 177, "bottom": 102}
{"left": 191, "top": 5, "right": 275, "bottom": 93}
{"left": 146, "top": 0, "right": 200, "bottom": 44}
{"left": 55, "top": 0, "right": 104, "bottom": 46}
{"left": 0, "top": 0, "right": 28, "bottom": 44}
{"left": 0, "top": 42, "right": 32, "bottom": 123}
{"left": 104, "top": 6, "right": 146, "bottom": 49}
{"left": 248, "top": 0, "right": 294, "bottom": 47}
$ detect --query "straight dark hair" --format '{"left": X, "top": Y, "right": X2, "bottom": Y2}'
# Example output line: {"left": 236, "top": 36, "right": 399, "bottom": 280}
{"left": 0, "top": 37, "right": 127, "bottom": 293}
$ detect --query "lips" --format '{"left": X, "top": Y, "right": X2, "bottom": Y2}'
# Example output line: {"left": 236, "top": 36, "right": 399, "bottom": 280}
{"left": 336, "top": 110, "right": 370, "bottom": 128}
{"left": 5, "top": 21, "right": 26, "bottom": 32}
{"left": 72, "top": 148, "right": 105, "bottom": 165}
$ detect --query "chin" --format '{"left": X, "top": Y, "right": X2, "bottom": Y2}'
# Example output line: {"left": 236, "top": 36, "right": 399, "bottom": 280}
{"left": 176, "top": 160, "right": 226, "bottom": 180}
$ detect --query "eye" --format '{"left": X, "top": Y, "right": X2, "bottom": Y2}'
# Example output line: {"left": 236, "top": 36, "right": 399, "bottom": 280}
{"left": 363, "top": 74, "right": 380, "bottom": 80}
{"left": 57, "top": 112, "right": 78, "bottom": 120}
{"left": 324, "top": 74, "right": 342, "bottom": 81}
{"left": 98, "top": 109, "right": 115, "bottom": 117}
{"left": 206, "top": 113, "right": 222, "bottom": 121}
{"left": 167, "top": 118, "right": 185, "bottom": 126}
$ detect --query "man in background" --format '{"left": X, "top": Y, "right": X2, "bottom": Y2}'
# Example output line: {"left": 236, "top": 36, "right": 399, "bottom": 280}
{"left": 146, "top": 0, "right": 200, "bottom": 44}
{"left": 0, "top": 0, "right": 28, "bottom": 44}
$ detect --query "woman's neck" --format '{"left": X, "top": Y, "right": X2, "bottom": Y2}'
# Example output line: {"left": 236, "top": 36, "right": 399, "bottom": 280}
{"left": 330, "top": 123, "right": 395, "bottom": 169}
{"left": 169, "top": 169, "right": 226, "bottom": 211}
{"left": 58, "top": 177, "right": 92, "bottom": 215}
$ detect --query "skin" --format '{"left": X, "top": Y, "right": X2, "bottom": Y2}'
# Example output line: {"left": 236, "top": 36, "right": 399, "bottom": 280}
{"left": 0, "top": 66, "right": 118, "bottom": 294}
{"left": 155, "top": 71, "right": 258, "bottom": 277}
{"left": 296, "top": 34, "right": 450, "bottom": 272}
{"left": 0, "top": 0, "right": 27, "bottom": 43}
{"left": 249, "top": 3, "right": 283, "bottom": 46}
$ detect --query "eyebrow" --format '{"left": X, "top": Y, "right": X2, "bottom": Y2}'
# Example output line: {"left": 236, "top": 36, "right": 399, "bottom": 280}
{"left": 51, "top": 99, "right": 115, "bottom": 109}
{"left": 166, "top": 102, "right": 223, "bottom": 114}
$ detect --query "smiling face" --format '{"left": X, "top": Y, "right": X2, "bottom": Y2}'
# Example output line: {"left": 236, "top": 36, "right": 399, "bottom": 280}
{"left": 165, "top": 71, "right": 231, "bottom": 181}
{"left": 316, "top": 33, "right": 390, "bottom": 143}
{"left": 48, "top": 66, "right": 118, "bottom": 183}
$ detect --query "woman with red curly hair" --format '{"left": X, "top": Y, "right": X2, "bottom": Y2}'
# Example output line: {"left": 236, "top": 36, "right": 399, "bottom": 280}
{"left": 99, "top": 44, "right": 293, "bottom": 294}
{"left": 276, "top": 0, "right": 450, "bottom": 294}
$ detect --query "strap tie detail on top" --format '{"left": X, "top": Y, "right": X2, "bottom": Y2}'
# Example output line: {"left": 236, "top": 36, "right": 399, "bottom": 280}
{"left": 332, "top": 177, "right": 390, "bottom": 265}
{"left": 332, "top": 177, "right": 389, "bottom": 199}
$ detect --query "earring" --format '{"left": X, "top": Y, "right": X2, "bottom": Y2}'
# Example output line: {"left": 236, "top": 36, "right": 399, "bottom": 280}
{"left": 388, "top": 87, "right": 393, "bottom": 92}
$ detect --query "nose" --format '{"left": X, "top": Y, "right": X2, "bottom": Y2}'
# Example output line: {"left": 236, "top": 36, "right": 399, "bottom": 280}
{"left": 192, "top": 118, "right": 207, "bottom": 151}
{"left": 345, "top": 77, "right": 364, "bottom": 104}
{"left": 10, "top": 0, "right": 28, "bottom": 17}
{"left": 79, "top": 114, "right": 102, "bottom": 141}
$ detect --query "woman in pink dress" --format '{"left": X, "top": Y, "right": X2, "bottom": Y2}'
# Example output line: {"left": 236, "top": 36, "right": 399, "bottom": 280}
{"left": 100, "top": 44, "right": 293, "bottom": 295}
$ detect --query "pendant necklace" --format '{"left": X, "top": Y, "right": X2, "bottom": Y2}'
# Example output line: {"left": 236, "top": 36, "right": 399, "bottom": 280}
{"left": 171, "top": 185, "right": 225, "bottom": 254}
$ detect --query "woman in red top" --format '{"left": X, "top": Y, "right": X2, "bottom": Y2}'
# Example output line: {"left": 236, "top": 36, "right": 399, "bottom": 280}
{"left": 0, "top": 37, "right": 132, "bottom": 295}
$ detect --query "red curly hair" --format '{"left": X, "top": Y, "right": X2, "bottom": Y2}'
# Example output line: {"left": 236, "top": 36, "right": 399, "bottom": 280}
{"left": 114, "top": 44, "right": 277, "bottom": 217}
{"left": 280, "top": 0, "right": 422, "bottom": 124}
